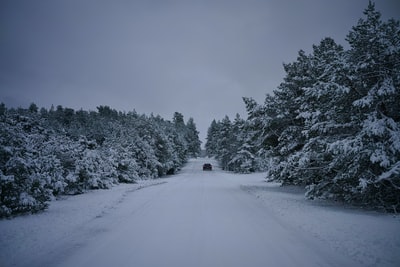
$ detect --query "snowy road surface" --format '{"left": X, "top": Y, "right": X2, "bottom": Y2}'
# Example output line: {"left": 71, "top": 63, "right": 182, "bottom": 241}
{"left": 1, "top": 158, "right": 399, "bottom": 267}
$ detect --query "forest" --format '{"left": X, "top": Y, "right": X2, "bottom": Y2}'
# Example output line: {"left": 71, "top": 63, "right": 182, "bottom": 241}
{"left": 0, "top": 104, "right": 201, "bottom": 217}
{"left": 206, "top": 3, "right": 400, "bottom": 211}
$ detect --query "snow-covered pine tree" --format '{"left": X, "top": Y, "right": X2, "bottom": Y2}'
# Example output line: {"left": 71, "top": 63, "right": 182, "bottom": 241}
{"left": 292, "top": 37, "right": 354, "bottom": 193}
{"left": 329, "top": 2, "right": 400, "bottom": 210}
{"left": 171, "top": 112, "right": 189, "bottom": 165}
{"left": 185, "top": 118, "right": 202, "bottom": 158}
{"left": 266, "top": 50, "right": 315, "bottom": 185}
{"left": 1, "top": 103, "right": 201, "bottom": 217}
{"left": 205, "top": 120, "right": 220, "bottom": 157}
{"left": 243, "top": 96, "right": 281, "bottom": 173}
{"left": 227, "top": 114, "right": 257, "bottom": 173}
{"left": 204, "top": 1, "right": 399, "bottom": 211}
{"left": 0, "top": 107, "right": 53, "bottom": 216}
{"left": 215, "top": 116, "right": 235, "bottom": 170}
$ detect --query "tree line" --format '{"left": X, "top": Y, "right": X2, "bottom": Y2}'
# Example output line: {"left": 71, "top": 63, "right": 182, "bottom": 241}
{"left": 206, "top": 2, "right": 400, "bottom": 211}
{"left": 0, "top": 104, "right": 201, "bottom": 217}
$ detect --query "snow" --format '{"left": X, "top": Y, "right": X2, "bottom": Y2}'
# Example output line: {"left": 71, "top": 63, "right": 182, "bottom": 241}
{"left": 242, "top": 181, "right": 400, "bottom": 267}
{"left": 1, "top": 158, "right": 399, "bottom": 267}
{"left": 0, "top": 179, "right": 166, "bottom": 267}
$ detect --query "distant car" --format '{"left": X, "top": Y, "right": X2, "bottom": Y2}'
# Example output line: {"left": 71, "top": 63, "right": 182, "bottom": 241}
{"left": 203, "top": 163, "right": 212, "bottom": 171}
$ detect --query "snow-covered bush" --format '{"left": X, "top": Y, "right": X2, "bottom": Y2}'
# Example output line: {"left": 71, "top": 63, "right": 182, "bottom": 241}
{"left": 0, "top": 112, "right": 52, "bottom": 217}
{"left": 0, "top": 105, "right": 201, "bottom": 217}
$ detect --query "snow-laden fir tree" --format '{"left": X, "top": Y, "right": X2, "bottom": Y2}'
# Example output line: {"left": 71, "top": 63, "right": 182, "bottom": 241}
{"left": 0, "top": 104, "right": 201, "bottom": 217}
{"left": 324, "top": 2, "right": 400, "bottom": 209}
{"left": 185, "top": 118, "right": 202, "bottom": 158}
{"left": 206, "top": 2, "right": 400, "bottom": 211}
{"left": 205, "top": 119, "right": 220, "bottom": 157}
{"left": 227, "top": 114, "right": 257, "bottom": 173}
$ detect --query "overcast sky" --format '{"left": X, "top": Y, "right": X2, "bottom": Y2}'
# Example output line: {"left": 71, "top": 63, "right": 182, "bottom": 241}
{"left": 1, "top": 0, "right": 399, "bottom": 145}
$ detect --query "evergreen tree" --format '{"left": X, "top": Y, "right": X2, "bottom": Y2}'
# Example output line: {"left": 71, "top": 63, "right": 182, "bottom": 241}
{"left": 215, "top": 116, "right": 235, "bottom": 170}
{"left": 326, "top": 2, "right": 400, "bottom": 208}
{"left": 205, "top": 120, "right": 220, "bottom": 157}
{"left": 227, "top": 114, "right": 256, "bottom": 173}
{"left": 205, "top": 2, "right": 400, "bottom": 211}
{"left": 0, "top": 103, "right": 201, "bottom": 217}
{"left": 186, "top": 118, "right": 201, "bottom": 157}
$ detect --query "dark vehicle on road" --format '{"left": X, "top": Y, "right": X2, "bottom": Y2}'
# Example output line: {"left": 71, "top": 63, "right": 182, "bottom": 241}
{"left": 203, "top": 163, "right": 212, "bottom": 171}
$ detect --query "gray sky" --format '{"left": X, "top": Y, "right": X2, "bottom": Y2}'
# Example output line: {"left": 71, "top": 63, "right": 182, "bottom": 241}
{"left": 1, "top": 0, "right": 399, "bottom": 145}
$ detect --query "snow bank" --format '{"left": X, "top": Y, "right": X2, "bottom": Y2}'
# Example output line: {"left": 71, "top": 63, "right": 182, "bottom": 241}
{"left": 0, "top": 180, "right": 165, "bottom": 267}
{"left": 240, "top": 173, "right": 400, "bottom": 267}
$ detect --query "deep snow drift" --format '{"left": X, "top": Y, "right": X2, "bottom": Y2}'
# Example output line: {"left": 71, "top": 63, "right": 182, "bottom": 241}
{"left": 0, "top": 158, "right": 399, "bottom": 267}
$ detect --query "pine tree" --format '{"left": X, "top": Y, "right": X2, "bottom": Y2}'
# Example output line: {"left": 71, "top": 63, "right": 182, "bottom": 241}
{"left": 205, "top": 120, "right": 220, "bottom": 157}
{"left": 1, "top": 102, "right": 201, "bottom": 217}
{"left": 288, "top": 37, "right": 351, "bottom": 188}
{"left": 215, "top": 116, "right": 235, "bottom": 170}
{"left": 333, "top": 2, "right": 400, "bottom": 209}
{"left": 185, "top": 118, "right": 201, "bottom": 158}
{"left": 228, "top": 114, "right": 256, "bottom": 173}
{"left": 205, "top": 1, "right": 400, "bottom": 211}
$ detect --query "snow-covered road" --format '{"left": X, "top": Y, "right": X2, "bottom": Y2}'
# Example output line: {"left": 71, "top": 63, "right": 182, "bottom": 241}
{"left": 1, "top": 158, "right": 399, "bottom": 267}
